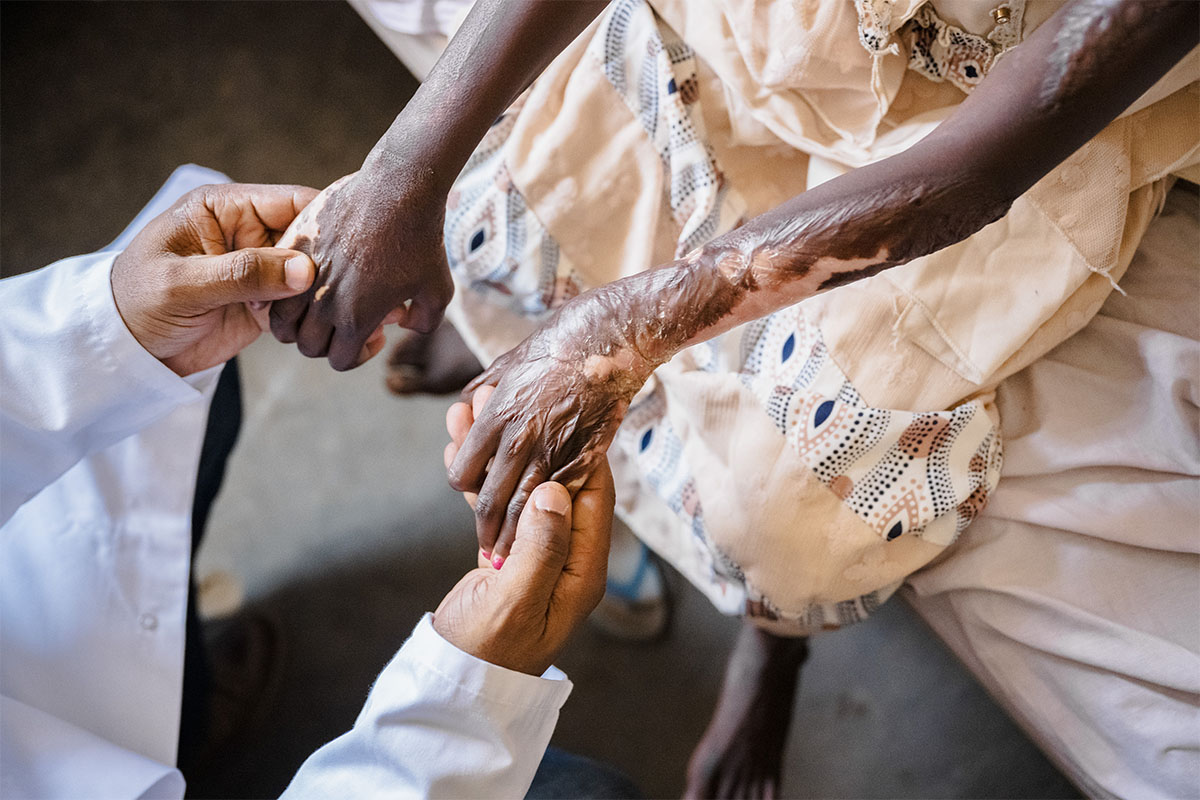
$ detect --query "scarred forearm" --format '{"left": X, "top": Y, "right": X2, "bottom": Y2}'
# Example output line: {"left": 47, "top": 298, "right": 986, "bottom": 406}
{"left": 571, "top": 0, "right": 1198, "bottom": 377}
{"left": 446, "top": 0, "right": 1197, "bottom": 556}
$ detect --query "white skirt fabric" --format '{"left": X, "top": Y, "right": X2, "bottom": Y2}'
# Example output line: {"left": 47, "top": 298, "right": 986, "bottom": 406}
{"left": 904, "top": 185, "right": 1200, "bottom": 800}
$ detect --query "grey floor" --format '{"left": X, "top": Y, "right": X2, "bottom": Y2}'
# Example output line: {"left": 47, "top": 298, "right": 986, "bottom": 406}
{"left": 2, "top": 3, "right": 1080, "bottom": 798}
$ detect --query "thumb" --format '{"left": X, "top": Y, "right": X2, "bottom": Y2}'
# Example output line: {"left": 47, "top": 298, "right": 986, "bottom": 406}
{"left": 496, "top": 482, "right": 573, "bottom": 608}
{"left": 183, "top": 248, "right": 314, "bottom": 309}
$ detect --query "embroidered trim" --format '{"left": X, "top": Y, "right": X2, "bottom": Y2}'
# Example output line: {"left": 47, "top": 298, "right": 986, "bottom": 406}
{"left": 856, "top": 0, "right": 1027, "bottom": 93}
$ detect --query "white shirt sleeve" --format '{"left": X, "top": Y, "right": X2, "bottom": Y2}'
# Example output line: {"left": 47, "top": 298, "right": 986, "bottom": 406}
{"left": 0, "top": 252, "right": 219, "bottom": 526}
{"left": 281, "top": 614, "right": 573, "bottom": 800}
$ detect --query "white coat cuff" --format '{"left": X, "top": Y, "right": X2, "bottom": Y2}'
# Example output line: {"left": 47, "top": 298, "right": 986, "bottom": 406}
{"left": 80, "top": 252, "right": 220, "bottom": 404}
{"left": 385, "top": 613, "right": 572, "bottom": 709}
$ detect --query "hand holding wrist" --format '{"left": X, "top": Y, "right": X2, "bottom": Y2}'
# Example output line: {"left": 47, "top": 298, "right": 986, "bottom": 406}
{"left": 111, "top": 183, "right": 318, "bottom": 376}
{"left": 432, "top": 467, "right": 614, "bottom": 676}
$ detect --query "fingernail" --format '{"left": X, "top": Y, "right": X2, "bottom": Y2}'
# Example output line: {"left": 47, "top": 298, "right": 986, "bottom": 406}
{"left": 533, "top": 485, "right": 570, "bottom": 516}
{"left": 491, "top": 554, "right": 505, "bottom": 570}
{"left": 248, "top": 300, "right": 268, "bottom": 311}
{"left": 481, "top": 549, "right": 491, "bottom": 560}
{"left": 284, "top": 254, "right": 313, "bottom": 291}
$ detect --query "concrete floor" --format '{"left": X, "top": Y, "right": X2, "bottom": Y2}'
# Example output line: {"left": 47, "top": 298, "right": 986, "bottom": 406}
{"left": 2, "top": 3, "right": 1080, "bottom": 798}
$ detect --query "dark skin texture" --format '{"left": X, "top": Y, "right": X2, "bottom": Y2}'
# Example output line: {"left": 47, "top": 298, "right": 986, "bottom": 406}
{"left": 450, "top": 0, "right": 1199, "bottom": 564}
{"left": 684, "top": 623, "right": 809, "bottom": 800}
{"left": 269, "top": 0, "right": 609, "bottom": 371}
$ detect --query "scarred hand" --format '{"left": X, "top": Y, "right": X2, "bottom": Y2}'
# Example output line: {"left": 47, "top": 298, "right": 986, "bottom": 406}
{"left": 435, "top": 396, "right": 615, "bottom": 675}
{"left": 269, "top": 166, "right": 454, "bottom": 371}
{"left": 446, "top": 290, "right": 657, "bottom": 563}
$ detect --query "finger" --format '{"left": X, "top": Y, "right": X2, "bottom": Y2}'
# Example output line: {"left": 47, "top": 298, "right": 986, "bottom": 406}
{"left": 401, "top": 287, "right": 450, "bottom": 334}
{"left": 495, "top": 481, "right": 572, "bottom": 607}
{"left": 444, "top": 441, "right": 480, "bottom": 514}
{"left": 447, "top": 396, "right": 503, "bottom": 493}
{"left": 270, "top": 294, "right": 310, "bottom": 344}
{"left": 182, "top": 248, "right": 313, "bottom": 311}
{"left": 491, "top": 461, "right": 549, "bottom": 564}
{"left": 327, "top": 323, "right": 378, "bottom": 372}
{"left": 248, "top": 300, "right": 272, "bottom": 332}
{"left": 446, "top": 401, "right": 474, "bottom": 447}
{"left": 295, "top": 308, "right": 335, "bottom": 359}
{"left": 472, "top": 429, "right": 533, "bottom": 559}
{"left": 354, "top": 326, "right": 387, "bottom": 367}
{"left": 552, "top": 459, "right": 616, "bottom": 620}
{"left": 471, "top": 384, "right": 494, "bottom": 419}
{"left": 204, "top": 183, "right": 321, "bottom": 237}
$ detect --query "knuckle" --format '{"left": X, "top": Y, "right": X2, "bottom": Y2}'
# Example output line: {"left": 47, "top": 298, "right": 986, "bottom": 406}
{"left": 473, "top": 495, "right": 498, "bottom": 523}
{"left": 501, "top": 435, "right": 526, "bottom": 461}
{"left": 446, "top": 465, "right": 471, "bottom": 492}
{"left": 222, "top": 250, "right": 260, "bottom": 288}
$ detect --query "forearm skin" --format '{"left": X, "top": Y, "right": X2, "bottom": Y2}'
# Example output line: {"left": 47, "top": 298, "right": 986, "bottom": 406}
{"left": 364, "top": 0, "right": 610, "bottom": 194}
{"left": 566, "top": 0, "right": 1198, "bottom": 379}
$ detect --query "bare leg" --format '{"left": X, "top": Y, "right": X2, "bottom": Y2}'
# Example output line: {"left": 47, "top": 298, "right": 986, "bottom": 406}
{"left": 385, "top": 320, "right": 483, "bottom": 395}
{"left": 684, "top": 621, "right": 808, "bottom": 799}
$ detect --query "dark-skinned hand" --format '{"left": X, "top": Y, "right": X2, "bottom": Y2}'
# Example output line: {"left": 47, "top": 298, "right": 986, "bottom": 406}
{"left": 437, "top": 386, "right": 615, "bottom": 675}
{"left": 268, "top": 169, "right": 454, "bottom": 371}
{"left": 112, "top": 182, "right": 323, "bottom": 377}
{"left": 446, "top": 290, "right": 655, "bottom": 565}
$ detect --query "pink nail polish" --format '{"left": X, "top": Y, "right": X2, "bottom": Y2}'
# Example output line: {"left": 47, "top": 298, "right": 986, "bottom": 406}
{"left": 481, "top": 549, "right": 491, "bottom": 560}
{"left": 491, "top": 554, "right": 505, "bottom": 570}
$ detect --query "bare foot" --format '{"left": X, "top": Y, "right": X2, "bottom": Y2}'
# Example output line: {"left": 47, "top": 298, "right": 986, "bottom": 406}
{"left": 385, "top": 320, "right": 483, "bottom": 396}
{"left": 684, "top": 622, "right": 808, "bottom": 799}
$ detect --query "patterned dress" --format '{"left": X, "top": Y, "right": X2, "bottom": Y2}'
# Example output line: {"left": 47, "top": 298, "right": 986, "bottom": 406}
{"left": 440, "top": 0, "right": 1199, "bottom": 634}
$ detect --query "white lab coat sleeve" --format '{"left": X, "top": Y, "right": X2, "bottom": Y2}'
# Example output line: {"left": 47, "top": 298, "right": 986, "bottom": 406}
{"left": 0, "top": 252, "right": 218, "bottom": 526}
{"left": 0, "top": 695, "right": 184, "bottom": 800}
{"left": 280, "top": 614, "right": 573, "bottom": 800}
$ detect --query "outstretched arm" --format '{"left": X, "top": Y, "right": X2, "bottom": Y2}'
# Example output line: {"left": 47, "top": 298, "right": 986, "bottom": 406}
{"left": 269, "top": 0, "right": 609, "bottom": 371}
{"left": 450, "top": 0, "right": 1200, "bottom": 559}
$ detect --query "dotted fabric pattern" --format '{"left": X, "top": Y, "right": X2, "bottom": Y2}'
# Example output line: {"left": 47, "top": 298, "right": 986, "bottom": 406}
{"left": 592, "top": 0, "right": 730, "bottom": 257}
{"left": 740, "top": 303, "right": 1002, "bottom": 546}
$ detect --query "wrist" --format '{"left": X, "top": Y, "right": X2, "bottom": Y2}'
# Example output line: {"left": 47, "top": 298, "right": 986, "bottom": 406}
{"left": 362, "top": 96, "right": 465, "bottom": 200}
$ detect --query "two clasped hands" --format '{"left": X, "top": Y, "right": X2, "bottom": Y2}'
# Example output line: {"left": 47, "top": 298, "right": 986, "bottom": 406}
{"left": 113, "top": 180, "right": 610, "bottom": 675}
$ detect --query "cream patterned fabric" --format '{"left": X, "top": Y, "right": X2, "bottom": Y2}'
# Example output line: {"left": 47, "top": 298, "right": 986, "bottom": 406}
{"left": 443, "top": 0, "right": 1199, "bottom": 633}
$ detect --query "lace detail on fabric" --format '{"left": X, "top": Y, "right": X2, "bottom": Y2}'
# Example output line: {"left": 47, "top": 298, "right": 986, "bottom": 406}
{"left": 855, "top": 0, "right": 898, "bottom": 55}
{"left": 856, "top": 0, "right": 1027, "bottom": 93}
{"left": 593, "top": 0, "right": 732, "bottom": 257}
{"left": 905, "top": 2, "right": 1026, "bottom": 91}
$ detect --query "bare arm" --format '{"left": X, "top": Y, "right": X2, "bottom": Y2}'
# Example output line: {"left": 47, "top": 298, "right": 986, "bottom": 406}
{"left": 270, "top": 0, "right": 609, "bottom": 370}
{"left": 450, "top": 0, "right": 1200, "bottom": 558}
{"left": 557, "top": 0, "right": 1199, "bottom": 365}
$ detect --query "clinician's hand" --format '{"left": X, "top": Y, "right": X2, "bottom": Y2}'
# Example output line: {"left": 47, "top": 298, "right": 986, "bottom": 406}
{"left": 111, "top": 183, "right": 387, "bottom": 376}
{"left": 433, "top": 395, "right": 614, "bottom": 675}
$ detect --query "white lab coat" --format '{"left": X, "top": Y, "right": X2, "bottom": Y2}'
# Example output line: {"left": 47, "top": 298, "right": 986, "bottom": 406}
{"left": 0, "top": 205, "right": 570, "bottom": 798}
